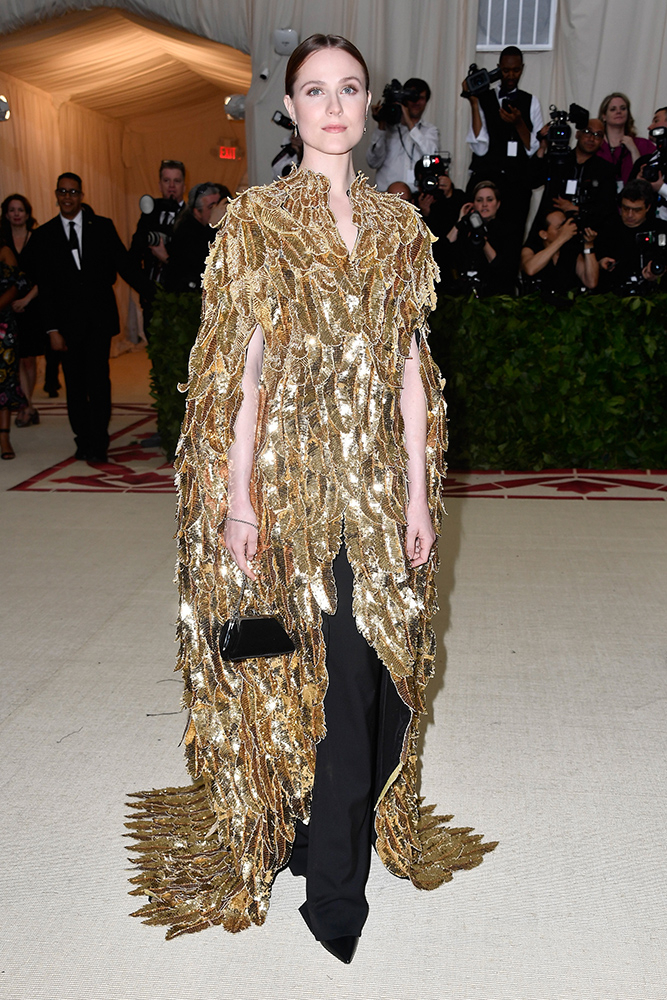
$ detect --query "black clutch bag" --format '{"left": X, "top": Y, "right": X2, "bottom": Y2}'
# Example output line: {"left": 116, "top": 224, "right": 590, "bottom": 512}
{"left": 219, "top": 576, "right": 295, "bottom": 662}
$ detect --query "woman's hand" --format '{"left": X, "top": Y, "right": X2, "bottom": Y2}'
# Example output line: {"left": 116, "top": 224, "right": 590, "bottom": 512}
{"left": 12, "top": 296, "right": 29, "bottom": 313}
{"left": 620, "top": 134, "right": 640, "bottom": 162}
{"left": 223, "top": 512, "right": 259, "bottom": 581}
{"left": 405, "top": 498, "right": 436, "bottom": 568}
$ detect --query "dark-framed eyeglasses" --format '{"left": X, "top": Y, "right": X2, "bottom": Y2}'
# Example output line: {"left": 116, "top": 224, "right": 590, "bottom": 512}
{"left": 56, "top": 187, "right": 82, "bottom": 196}
{"left": 582, "top": 129, "right": 604, "bottom": 139}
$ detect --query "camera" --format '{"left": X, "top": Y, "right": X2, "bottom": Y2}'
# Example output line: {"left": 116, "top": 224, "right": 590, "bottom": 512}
{"left": 272, "top": 110, "right": 293, "bottom": 131}
{"left": 461, "top": 63, "right": 502, "bottom": 100}
{"left": 545, "top": 103, "right": 589, "bottom": 163}
{"left": 643, "top": 125, "right": 667, "bottom": 182}
{"left": 138, "top": 195, "right": 180, "bottom": 247}
{"left": 636, "top": 229, "right": 667, "bottom": 276}
{"left": 414, "top": 152, "right": 451, "bottom": 196}
{"left": 375, "top": 79, "right": 421, "bottom": 127}
{"left": 457, "top": 209, "right": 487, "bottom": 247}
{"left": 146, "top": 230, "right": 171, "bottom": 248}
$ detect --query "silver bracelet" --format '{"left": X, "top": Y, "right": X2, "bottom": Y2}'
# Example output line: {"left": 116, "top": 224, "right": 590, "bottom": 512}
{"left": 225, "top": 516, "right": 258, "bottom": 529}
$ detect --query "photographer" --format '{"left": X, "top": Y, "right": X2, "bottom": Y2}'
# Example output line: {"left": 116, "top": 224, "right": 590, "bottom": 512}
{"left": 630, "top": 107, "right": 667, "bottom": 222}
{"left": 271, "top": 112, "right": 304, "bottom": 179}
{"left": 446, "top": 181, "right": 516, "bottom": 296}
{"left": 414, "top": 156, "right": 465, "bottom": 278}
{"left": 521, "top": 210, "right": 599, "bottom": 295}
{"left": 462, "top": 46, "right": 544, "bottom": 250}
{"left": 164, "top": 183, "right": 230, "bottom": 294}
{"left": 597, "top": 179, "right": 667, "bottom": 294}
{"left": 129, "top": 159, "right": 186, "bottom": 339}
{"left": 366, "top": 78, "right": 439, "bottom": 191}
{"left": 532, "top": 117, "right": 617, "bottom": 235}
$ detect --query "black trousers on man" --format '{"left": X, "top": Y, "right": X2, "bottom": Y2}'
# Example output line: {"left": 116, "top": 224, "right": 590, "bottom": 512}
{"left": 290, "top": 545, "right": 410, "bottom": 941}
{"left": 61, "top": 333, "right": 112, "bottom": 460}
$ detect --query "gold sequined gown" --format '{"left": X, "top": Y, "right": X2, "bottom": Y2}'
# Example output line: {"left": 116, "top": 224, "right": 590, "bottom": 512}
{"left": 126, "top": 168, "right": 495, "bottom": 938}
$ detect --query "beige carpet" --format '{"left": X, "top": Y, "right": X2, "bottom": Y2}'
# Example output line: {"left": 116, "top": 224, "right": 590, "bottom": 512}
{"left": 1, "top": 348, "right": 665, "bottom": 999}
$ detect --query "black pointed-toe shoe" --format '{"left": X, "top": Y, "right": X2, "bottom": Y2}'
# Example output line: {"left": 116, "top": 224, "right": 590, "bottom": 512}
{"left": 320, "top": 935, "right": 359, "bottom": 964}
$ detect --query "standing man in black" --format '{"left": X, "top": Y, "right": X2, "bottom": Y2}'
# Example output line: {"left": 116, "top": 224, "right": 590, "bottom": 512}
{"left": 23, "top": 172, "right": 145, "bottom": 463}
{"left": 129, "top": 159, "right": 186, "bottom": 340}
{"left": 462, "top": 45, "right": 544, "bottom": 252}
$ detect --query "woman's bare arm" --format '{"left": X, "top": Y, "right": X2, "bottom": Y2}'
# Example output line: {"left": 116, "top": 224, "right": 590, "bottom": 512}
{"left": 401, "top": 333, "right": 436, "bottom": 568}
{"left": 223, "top": 323, "right": 264, "bottom": 580}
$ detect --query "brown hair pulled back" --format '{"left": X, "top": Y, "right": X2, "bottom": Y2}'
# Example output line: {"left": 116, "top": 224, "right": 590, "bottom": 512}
{"left": 285, "top": 34, "right": 370, "bottom": 97}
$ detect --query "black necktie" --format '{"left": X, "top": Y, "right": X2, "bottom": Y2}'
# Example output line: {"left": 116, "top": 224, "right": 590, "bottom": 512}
{"left": 68, "top": 221, "right": 81, "bottom": 263}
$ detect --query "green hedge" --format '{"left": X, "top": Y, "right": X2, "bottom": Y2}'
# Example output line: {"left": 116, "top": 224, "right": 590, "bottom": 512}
{"left": 146, "top": 288, "right": 202, "bottom": 460}
{"left": 146, "top": 287, "right": 667, "bottom": 470}
{"left": 430, "top": 292, "right": 667, "bottom": 470}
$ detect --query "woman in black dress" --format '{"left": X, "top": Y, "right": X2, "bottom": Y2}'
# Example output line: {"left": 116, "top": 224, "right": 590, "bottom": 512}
{"left": 1, "top": 194, "right": 42, "bottom": 426}
{"left": 0, "top": 235, "right": 29, "bottom": 458}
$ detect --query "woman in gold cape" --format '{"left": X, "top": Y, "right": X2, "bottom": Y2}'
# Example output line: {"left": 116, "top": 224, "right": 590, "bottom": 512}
{"left": 127, "top": 35, "right": 494, "bottom": 956}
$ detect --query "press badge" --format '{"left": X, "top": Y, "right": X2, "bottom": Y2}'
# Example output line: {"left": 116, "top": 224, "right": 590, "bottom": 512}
{"left": 507, "top": 141, "right": 518, "bottom": 157}
{"left": 566, "top": 179, "right": 578, "bottom": 195}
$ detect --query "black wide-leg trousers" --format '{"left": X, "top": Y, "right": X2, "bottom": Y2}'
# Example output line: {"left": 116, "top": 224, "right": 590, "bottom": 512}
{"left": 290, "top": 546, "right": 385, "bottom": 941}
{"left": 61, "top": 333, "right": 112, "bottom": 457}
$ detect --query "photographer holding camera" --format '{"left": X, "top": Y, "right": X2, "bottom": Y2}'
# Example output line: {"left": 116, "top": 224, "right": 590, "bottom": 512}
{"left": 129, "top": 159, "right": 187, "bottom": 340}
{"left": 597, "top": 178, "right": 667, "bottom": 294}
{"left": 462, "top": 46, "right": 544, "bottom": 251}
{"left": 445, "top": 180, "right": 516, "bottom": 296}
{"left": 271, "top": 111, "right": 304, "bottom": 179}
{"left": 164, "top": 183, "right": 230, "bottom": 294}
{"left": 532, "top": 116, "right": 617, "bottom": 235}
{"left": 366, "top": 78, "right": 439, "bottom": 191}
{"left": 521, "top": 210, "right": 599, "bottom": 296}
{"left": 630, "top": 107, "right": 667, "bottom": 222}
{"left": 414, "top": 155, "right": 465, "bottom": 279}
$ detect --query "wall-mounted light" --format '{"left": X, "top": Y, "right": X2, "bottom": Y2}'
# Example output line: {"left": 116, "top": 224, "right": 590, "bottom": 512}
{"left": 224, "top": 95, "right": 246, "bottom": 121}
{"left": 273, "top": 29, "right": 299, "bottom": 56}
{"left": 0, "top": 95, "right": 10, "bottom": 122}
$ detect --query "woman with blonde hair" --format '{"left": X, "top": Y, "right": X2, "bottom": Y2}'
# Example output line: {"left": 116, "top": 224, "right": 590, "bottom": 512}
{"left": 597, "top": 92, "right": 655, "bottom": 187}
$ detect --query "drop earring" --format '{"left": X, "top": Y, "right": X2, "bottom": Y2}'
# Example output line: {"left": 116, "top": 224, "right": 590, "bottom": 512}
{"left": 292, "top": 120, "right": 298, "bottom": 137}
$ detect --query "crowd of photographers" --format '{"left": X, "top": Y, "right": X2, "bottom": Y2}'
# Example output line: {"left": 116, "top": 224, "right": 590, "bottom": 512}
{"left": 355, "top": 46, "right": 667, "bottom": 299}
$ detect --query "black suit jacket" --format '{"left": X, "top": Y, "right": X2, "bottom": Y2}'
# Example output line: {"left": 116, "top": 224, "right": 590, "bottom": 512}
{"left": 22, "top": 210, "right": 145, "bottom": 341}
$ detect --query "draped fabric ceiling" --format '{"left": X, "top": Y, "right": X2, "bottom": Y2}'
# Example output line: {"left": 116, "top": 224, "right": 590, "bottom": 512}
{"left": 2, "top": 0, "right": 667, "bottom": 342}
{"left": 0, "top": 8, "right": 252, "bottom": 237}
{"left": 0, "top": 7, "right": 252, "bottom": 344}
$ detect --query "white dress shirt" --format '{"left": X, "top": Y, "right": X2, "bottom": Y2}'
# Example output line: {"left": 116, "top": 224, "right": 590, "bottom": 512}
{"left": 366, "top": 119, "right": 440, "bottom": 191}
{"left": 466, "top": 84, "right": 544, "bottom": 159}
{"left": 60, "top": 210, "right": 83, "bottom": 270}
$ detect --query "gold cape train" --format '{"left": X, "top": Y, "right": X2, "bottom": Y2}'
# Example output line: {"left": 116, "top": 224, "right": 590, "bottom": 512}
{"left": 125, "top": 169, "right": 496, "bottom": 938}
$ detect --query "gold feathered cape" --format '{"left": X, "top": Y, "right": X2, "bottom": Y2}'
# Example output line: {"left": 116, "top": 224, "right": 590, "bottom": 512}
{"left": 126, "top": 169, "right": 495, "bottom": 937}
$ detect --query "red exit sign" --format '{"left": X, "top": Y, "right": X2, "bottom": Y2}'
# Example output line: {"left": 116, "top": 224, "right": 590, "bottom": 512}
{"left": 219, "top": 146, "right": 237, "bottom": 160}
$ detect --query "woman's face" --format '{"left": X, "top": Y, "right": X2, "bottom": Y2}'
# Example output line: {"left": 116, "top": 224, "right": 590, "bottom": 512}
{"left": 473, "top": 188, "right": 500, "bottom": 219}
{"left": 284, "top": 47, "right": 370, "bottom": 158}
{"left": 605, "top": 97, "right": 629, "bottom": 128}
{"left": 6, "top": 199, "right": 28, "bottom": 227}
